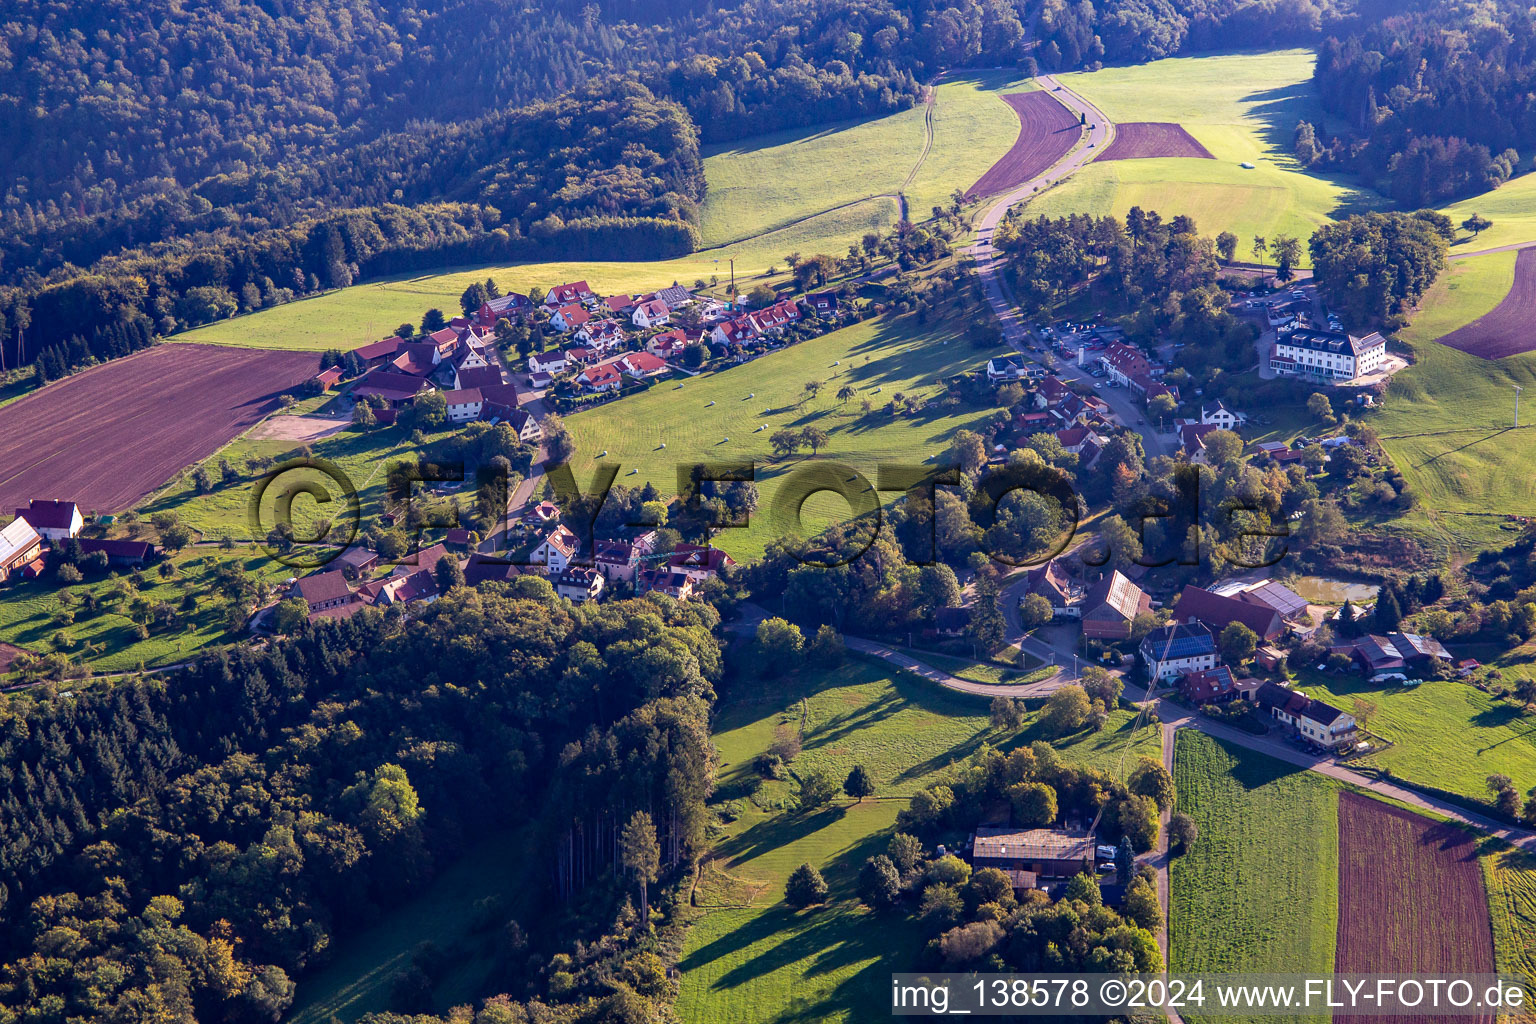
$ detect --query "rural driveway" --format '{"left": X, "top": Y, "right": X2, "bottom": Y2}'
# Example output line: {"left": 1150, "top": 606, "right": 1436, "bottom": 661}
{"left": 845, "top": 635, "right": 1071, "bottom": 698}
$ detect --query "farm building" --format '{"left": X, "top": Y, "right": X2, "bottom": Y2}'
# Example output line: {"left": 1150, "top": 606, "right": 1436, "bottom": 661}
{"left": 331, "top": 546, "right": 380, "bottom": 575}
{"left": 0, "top": 518, "right": 42, "bottom": 581}
{"left": 971, "top": 827, "right": 1094, "bottom": 880}
{"left": 1333, "top": 632, "right": 1452, "bottom": 679}
{"left": 291, "top": 570, "right": 356, "bottom": 612}
{"left": 1172, "top": 585, "right": 1283, "bottom": 641}
{"left": 15, "top": 499, "right": 83, "bottom": 540}
{"left": 351, "top": 369, "right": 434, "bottom": 405}
{"left": 1139, "top": 620, "right": 1218, "bottom": 681}
{"left": 75, "top": 538, "right": 155, "bottom": 566}
{"left": 455, "top": 364, "right": 503, "bottom": 391}
{"left": 1081, "top": 571, "right": 1151, "bottom": 640}
{"left": 311, "top": 365, "right": 345, "bottom": 391}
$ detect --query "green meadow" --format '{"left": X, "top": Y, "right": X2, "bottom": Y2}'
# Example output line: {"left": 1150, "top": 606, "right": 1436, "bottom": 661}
{"left": 700, "top": 72, "right": 1026, "bottom": 249}
{"left": 1292, "top": 672, "right": 1536, "bottom": 807}
{"left": 1442, "top": 171, "right": 1536, "bottom": 252}
{"left": 1032, "top": 50, "right": 1387, "bottom": 259}
{"left": 1483, "top": 844, "right": 1536, "bottom": 990}
{"left": 563, "top": 310, "right": 1008, "bottom": 562}
{"left": 1170, "top": 731, "right": 1339, "bottom": 1024}
{"left": 0, "top": 547, "right": 293, "bottom": 672}
{"left": 1371, "top": 249, "right": 1536, "bottom": 555}
{"left": 677, "top": 656, "right": 1160, "bottom": 1024}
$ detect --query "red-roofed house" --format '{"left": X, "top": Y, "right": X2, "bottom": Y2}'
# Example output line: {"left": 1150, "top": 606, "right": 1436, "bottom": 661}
{"left": 475, "top": 292, "right": 531, "bottom": 328}
{"left": 16, "top": 500, "right": 83, "bottom": 541}
{"left": 748, "top": 299, "right": 801, "bottom": 333}
{"left": 551, "top": 304, "right": 591, "bottom": 332}
{"left": 443, "top": 388, "right": 484, "bottom": 423}
{"left": 710, "top": 315, "right": 758, "bottom": 347}
{"left": 577, "top": 361, "right": 624, "bottom": 392}
{"left": 667, "top": 544, "right": 735, "bottom": 582}
{"left": 530, "top": 525, "right": 580, "bottom": 573}
{"left": 1098, "top": 342, "right": 1151, "bottom": 386}
{"left": 647, "top": 328, "right": 689, "bottom": 359}
{"left": 617, "top": 351, "right": 669, "bottom": 379}
{"left": 455, "top": 364, "right": 503, "bottom": 391}
{"left": 545, "top": 281, "right": 593, "bottom": 308}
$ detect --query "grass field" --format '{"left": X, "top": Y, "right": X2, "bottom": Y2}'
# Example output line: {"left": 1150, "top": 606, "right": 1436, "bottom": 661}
{"left": 0, "top": 546, "right": 292, "bottom": 672}
{"left": 1482, "top": 844, "right": 1536, "bottom": 990}
{"left": 287, "top": 829, "right": 540, "bottom": 1024}
{"left": 1443, "top": 172, "right": 1536, "bottom": 253}
{"left": 1369, "top": 249, "right": 1536, "bottom": 555}
{"left": 1031, "top": 50, "right": 1386, "bottom": 260}
{"left": 700, "top": 73, "right": 1025, "bottom": 249}
{"left": 677, "top": 656, "right": 1160, "bottom": 1024}
{"left": 1293, "top": 673, "right": 1536, "bottom": 806}
{"left": 901, "top": 648, "right": 1052, "bottom": 686}
{"left": 1170, "top": 731, "right": 1339, "bottom": 1024}
{"left": 137, "top": 420, "right": 456, "bottom": 547}
{"left": 563, "top": 310, "right": 1006, "bottom": 562}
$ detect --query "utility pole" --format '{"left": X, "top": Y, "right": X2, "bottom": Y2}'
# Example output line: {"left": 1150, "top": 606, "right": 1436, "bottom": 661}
{"left": 729, "top": 258, "right": 735, "bottom": 296}
{"left": 1517, "top": 384, "right": 1524, "bottom": 428}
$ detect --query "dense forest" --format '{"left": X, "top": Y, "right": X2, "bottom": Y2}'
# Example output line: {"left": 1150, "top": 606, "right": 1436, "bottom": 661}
{"left": 0, "top": 0, "right": 1042, "bottom": 371}
{"left": 0, "top": 583, "right": 720, "bottom": 1023}
{"left": 1311, "top": 1, "right": 1536, "bottom": 204}
{"left": 1033, "top": 0, "right": 1407, "bottom": 67}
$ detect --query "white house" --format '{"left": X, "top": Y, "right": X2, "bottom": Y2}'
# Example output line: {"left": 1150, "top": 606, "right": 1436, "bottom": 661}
{"left": 1199, "top": 400, "right": 1244, "bottom": 430}
{"left": 443, "top": 388, "right": 484, "bottom": 423}
{"left": 1138, "top": 620, "right": 1219, "bottom": 682}
{"left": 554, "top": 566, "right": 605, "bottom": 603}
{"left": 528, "top": 350, "right": 568, "bottom": 375}
{"left": 530, "top": 525, "right": 580, "bottom": 573}
{"left": 551, "top": 304, "right": 591, "bottom": 333}
{"left": 15, "top": 499, "right": 83, "bottom": 541}
{"left": 1270, "top": 328, "right": 1386, "bottom": 382}
{"left": 630, "top": 298, "right": 671, "bottom": 329}
{"left": 987, "top": 356, "right": 1027, "bottom": 381}
{"left": 507, "top": 408, "right": 543, "bottom": 442}
{"left": 545, "top": 281, "right": 593, "bottom": 308}
{"left": 617, "top": 352, "right": 669, "bottom": 379}
{"left": 577, "top": 319, "right": 627, "bottom": 352}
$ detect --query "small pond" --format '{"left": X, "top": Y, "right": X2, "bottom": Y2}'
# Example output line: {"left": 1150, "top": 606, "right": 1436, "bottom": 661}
{"left": 1290, "top": 575, "right": 1379, "bottom": 604}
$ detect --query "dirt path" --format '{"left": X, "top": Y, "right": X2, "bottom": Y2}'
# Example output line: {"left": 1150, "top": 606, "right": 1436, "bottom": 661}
{"left": 247, "top": 413, "right": 352, "bottom": 442}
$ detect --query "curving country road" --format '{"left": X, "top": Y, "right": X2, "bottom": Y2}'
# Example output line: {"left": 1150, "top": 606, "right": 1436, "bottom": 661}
{"left": 966, "top": 76, "right": 1112, "bottom": 345}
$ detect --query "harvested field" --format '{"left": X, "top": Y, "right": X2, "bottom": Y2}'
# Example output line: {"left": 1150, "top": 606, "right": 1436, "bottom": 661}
{"left": 247, "top": 413, "right": 352, "bottom": 441}
{"left": 1336, "top": 792, "right": 1495, "bottom": 1024}
{"left": 1097, "top": 121, "right": 1213, "bottom": 161}
{"left": 0, "top": 344, "right": 315, "bottom": 515}
{"left": 1437, "top": 247, "right": 1536, "bottom": 359}
{"left": 965, "top": 92, "right": 1080, "bottom": 198}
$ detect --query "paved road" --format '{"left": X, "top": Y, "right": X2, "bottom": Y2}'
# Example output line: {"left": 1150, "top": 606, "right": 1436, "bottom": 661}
{"left": 1450, "top": 239, "right": 1536, "bottom": 260}
{"left": 966, "top": 75, "right": 1112, "bottom": 348}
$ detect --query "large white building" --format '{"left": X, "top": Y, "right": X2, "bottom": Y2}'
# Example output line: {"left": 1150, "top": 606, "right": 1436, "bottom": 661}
{"left": 1270, "top": 328, "right": 1386, "bottom": 382}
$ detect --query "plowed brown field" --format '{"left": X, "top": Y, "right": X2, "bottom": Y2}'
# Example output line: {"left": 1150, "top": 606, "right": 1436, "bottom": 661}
{"left": 1097, "top": 121, "right": 1213, "bottom": 161}
{"left": 1438, "top": 246, "right": 1536, "bottom": 359}
{"left": 0, "top": 343, "right": 316, "bottom": 514}
{"left": 1335, "top": 792, "right": 1495, "bottom": 1024}
{"left": 965, "top": 92, "right": 1081, "bottom": 198}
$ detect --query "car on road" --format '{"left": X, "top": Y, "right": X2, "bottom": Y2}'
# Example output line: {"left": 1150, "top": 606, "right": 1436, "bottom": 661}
{"left": 1093, "top": 381, "right": 1102, "bottom": 388}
